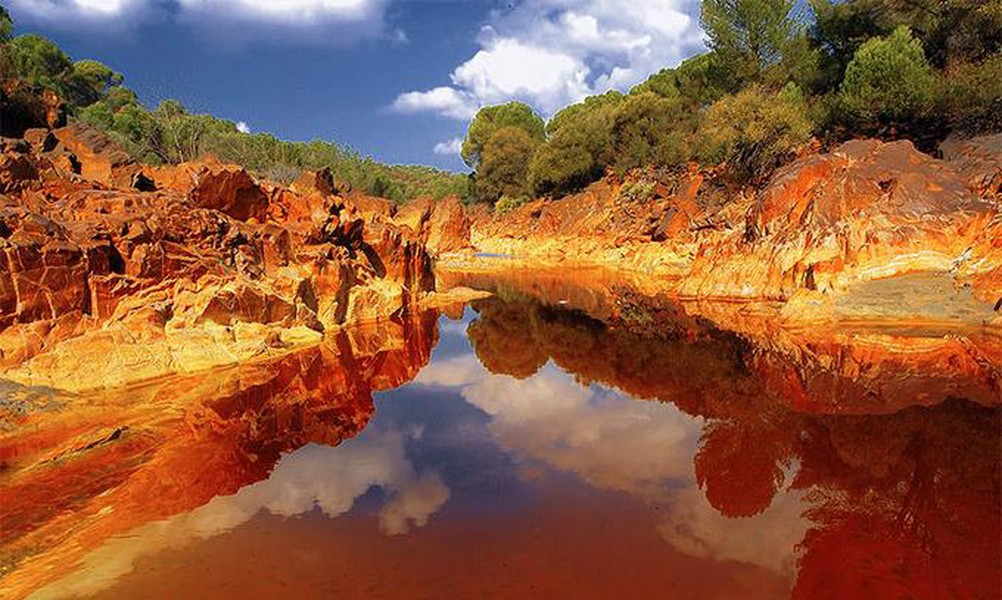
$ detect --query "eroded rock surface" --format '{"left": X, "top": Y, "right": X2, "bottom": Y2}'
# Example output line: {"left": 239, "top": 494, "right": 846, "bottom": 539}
{"left": 0, "top": 123, "right": 435, "bottom": 391}
{"left": 460, "top": 137, "right": 1002, "bottom": 322}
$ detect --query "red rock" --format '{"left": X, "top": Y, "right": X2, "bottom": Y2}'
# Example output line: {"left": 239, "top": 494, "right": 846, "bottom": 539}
{"left": 0, "top": 126, "right": 440, "bottom": 387}
{"left": 0, "top": 141, "right": 40, "bottom": 193}
{"left": 941, "top": 133, "right": 1002, "bottom": 202}
{"left": 51, "top": 122, "right": 140, "bottom": 188}
{"left": 190, "top": 164, "right": 269, "bottom": 222}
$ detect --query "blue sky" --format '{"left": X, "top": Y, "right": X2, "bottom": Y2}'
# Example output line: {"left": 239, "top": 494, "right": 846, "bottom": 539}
{"left": 6, "top": 1, "right": 707, "bottom": 171}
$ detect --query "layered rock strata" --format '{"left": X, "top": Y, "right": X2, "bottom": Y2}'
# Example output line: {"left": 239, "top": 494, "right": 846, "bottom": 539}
{"left": 0, "top": 123, "right": 435, "bottom": 391}
{"left": 456, "top": 137, "right": 1002, "bottom": 322}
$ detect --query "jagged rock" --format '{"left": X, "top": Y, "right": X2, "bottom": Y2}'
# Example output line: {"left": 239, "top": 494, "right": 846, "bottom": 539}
{"left": 941, "top": 133, "right": 1002, "bottom": 202}
{"left": 190, "top": 164, "right": 269, "bottom": 222}
{"left": 0, "top": 127, "right": 437, "bottom": 390}
{"left": 460, "top": 138, "right": 1001, "bottom": 318}
{"left": 291, "top": 167, "right": 343, "bottom": 197}
{"left": 52, "top": 122, "right": 140, "bottom": 188}
{"left": 0, "top": 141, "right": 40, "bottom": 193}
{"left": 390, "top": 196, "right": 472, "bottom": 254}
{"left": 22, "top": 128, "right": 58, "bottom": 153}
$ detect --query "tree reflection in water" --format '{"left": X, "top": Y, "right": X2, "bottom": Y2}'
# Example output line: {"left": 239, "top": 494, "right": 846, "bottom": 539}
{"left": 465, "top": 287, "right": 1000, "bottom": 600}
{"left": 1, "top": 271, "right": 998, "bottom": 599}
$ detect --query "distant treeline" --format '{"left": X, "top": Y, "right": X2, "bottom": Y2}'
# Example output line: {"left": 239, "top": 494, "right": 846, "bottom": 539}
{"left": 0, "top": 8, "right": 469, "bottom": 203}
{"left": 459, "top": 0, "right": 1001, "bottom": 208}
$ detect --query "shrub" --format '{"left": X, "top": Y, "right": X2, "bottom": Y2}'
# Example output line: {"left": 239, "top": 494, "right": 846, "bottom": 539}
{"left": 619, "top": 180, "right": 657, "bottom": 202}
{"left": 475, "top": 127, "right": 540, "bottom": 204}
{"left": 698, "top": 83, "right": 814, "bottom": 182}
{"left": 838, "top": 26, "right": 935, "bottom": 128}
{"left": 609, "top": 92, "right": 690, "bottom": 175}
{"left": 461, "top": 102, "right": 545, "bottom": 167}
{"left": 939, "top": 52, "right": 1002, "bottom": 134}
{"left": 494, "top": 195, "right": 529, "bottom": 214}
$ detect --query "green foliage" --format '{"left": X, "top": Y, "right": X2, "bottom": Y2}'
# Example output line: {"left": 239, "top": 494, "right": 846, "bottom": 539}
{"left": 529, "top": 92, "right": 622, "bottom": 196}
{"left": 698, "top": 83, "right": 814, "bottom": 182}
{"left": 461, "top": 101, "right": 545, "bottom": 167}
{"left": 609, "top": 92, "right": 689, "bottom": 175}
{"left": 618, "top": 180, "right": 656, "bottom": 202}
{"left": 838, "top": 26, "right": 935, "bottom": 127}
{"left": 8, "top": 35, "right": 72, "bottom": 89}
{"left": 701, "top": 0, "right": 797, "bottom": 83}
{"left": 939, "top": 52, "right": 1002, "bottom": 135}
{"left": 494, "top": 195, "right": 530, "bottom": 214}
{"left": 63, "top": 60, "right": 123, "bottom": 107}
{"left": 0, "top": 7, "right": 12, "bottom": 44}
{"left": 475, "top": 126, "right": 540, "bottom": 204}
{"left": 546, "top": 91, "right": 623, "bottom": 135}
{"left": 811, "top": 0, "right": 1001, "bottom": 77}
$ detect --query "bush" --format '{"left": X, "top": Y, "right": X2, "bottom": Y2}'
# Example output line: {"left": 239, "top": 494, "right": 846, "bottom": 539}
{"left": 837, "top": 26, "right": 935, "bottom": 128}
{"left": 494, "top": 195, "right": 529, "bottom": 214}
{"left": 461, "top": 102, "right": 545, "bottom": 167}
{"left": 609, "top": 92, "right": 690, "bottom": 174}
{"left": 698, "top": 83, "right": 814, "bottom": 182}
{"left": 619, "top": 180, "right": 657, "bottom": 202}
{"left": 939, "top": 52, "right": 1002, "bottom": 134}
{"left": 475, "top": 127, "right": 540, "bottom": 204}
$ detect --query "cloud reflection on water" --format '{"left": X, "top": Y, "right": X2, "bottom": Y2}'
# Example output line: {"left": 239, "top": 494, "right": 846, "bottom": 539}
{"left": 414, "top": 348, "right": 806, "bottom": 577}
{"left": 29, "top": 429, "right": 449, "bottom": 599}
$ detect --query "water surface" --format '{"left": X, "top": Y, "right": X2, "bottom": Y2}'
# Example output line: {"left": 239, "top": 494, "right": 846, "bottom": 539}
{"left": 2, "top": 273, "right": 999, "bottom": 599}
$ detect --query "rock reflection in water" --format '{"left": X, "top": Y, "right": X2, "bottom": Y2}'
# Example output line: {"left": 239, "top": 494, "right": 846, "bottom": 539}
{"left": 1, "top": 272, "right": 999, "bottom": 599}
{"left": 0, "top": 311, "right": 439, "bottom": 598}
{"left": 456, "top": 274, "right": 1001, "bottom": 599}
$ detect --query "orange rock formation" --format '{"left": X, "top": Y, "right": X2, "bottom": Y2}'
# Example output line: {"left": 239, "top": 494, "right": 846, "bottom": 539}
{"left": 0, "top": 123, "right": 436, "bottom": 391}
{"left": 454, "top": 137, "right": 1002, "bottom": 323}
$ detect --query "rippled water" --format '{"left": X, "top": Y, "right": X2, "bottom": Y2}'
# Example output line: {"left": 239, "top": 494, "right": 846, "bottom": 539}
{"left": 2, "top": 271, "right": 999, "bottom": 599}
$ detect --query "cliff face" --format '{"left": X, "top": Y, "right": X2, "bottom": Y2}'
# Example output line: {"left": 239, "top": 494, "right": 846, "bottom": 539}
{"left": 0, "top": 123, "right": 435, "bottom": 391}
{"left": 455, "top": 136, "right": 1002, "bottom": 323}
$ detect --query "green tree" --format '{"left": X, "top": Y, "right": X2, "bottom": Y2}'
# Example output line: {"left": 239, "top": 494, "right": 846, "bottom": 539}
{"left": 530, "top": 94, "right": 622, "bottom": 196}
{"left": 461, "top": 101, "right": 544, "bottom": 167}
{"left": 838, "top": 26, "right": 935, "bottom": 128}
{"left": 0, "top": 7, "right": 13, "bottom": 43}
{"left": 8, "top": 34, "right": 72, "bottom": 88}
{"left": 698, "top": 83, "right": 814, "bottom": 182}
{"left": 64, "top": 60, "right": 123, "bottom": 107}
{"left": 609, "top": 92, "right": 689, "bottom": 175}
{"left": 701, "top": 0, "right": 797, "bottom": 84}
{"left": 475, "top": 126, "right": 540, "bottom": 203}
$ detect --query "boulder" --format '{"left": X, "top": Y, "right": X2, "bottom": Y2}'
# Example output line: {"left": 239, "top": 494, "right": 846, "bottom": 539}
{"left": 190, "top": 164, "right": 269, "bottom": 222}
{"left": 51, "top": 122, "right": 140, "bottom": 188}
{"left": 941, "top": 133, "right": 1002, "bottom": 202}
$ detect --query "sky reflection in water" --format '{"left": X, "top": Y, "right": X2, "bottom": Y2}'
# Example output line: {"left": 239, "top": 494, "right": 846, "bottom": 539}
{"left": 8, "top": 291, "right": 1000, "bottom": 600}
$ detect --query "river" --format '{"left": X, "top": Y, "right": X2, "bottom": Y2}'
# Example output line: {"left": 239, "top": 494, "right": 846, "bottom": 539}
{"left": 2, "top": 268, "right": 999, "bottom": 599}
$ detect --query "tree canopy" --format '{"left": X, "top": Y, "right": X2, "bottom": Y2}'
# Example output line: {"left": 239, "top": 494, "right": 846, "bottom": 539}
{"left": 461, "top": 101, "right": 545, "bottom": 167}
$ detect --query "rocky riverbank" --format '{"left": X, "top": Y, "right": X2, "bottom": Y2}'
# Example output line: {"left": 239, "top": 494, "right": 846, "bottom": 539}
{"left": 441, "top": 135, "right": 1002, "bottom": 326}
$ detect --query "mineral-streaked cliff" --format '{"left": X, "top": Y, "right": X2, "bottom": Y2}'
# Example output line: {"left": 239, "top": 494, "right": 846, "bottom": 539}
{"left": 444, "top": 135, "right": 1002, "bottom": 325}
{"left": 0, "top": 123, "right": 437, "bottom": 391}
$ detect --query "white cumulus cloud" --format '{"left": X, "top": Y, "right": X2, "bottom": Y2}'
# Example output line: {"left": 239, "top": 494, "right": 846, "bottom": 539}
{"left": 7, "top": 0, "right": 151, "bottom": 27}
{"left": 391, "top": 0, "right": 705, "bottom": 120}
{"left": 433, "top": 137, "right": 464, "bottom": 156}
{"left": 392, "top": 87, "right": 479, "bottom": 121}
{"left": 235, "top": 121, "right": 251, "bottom": 134}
